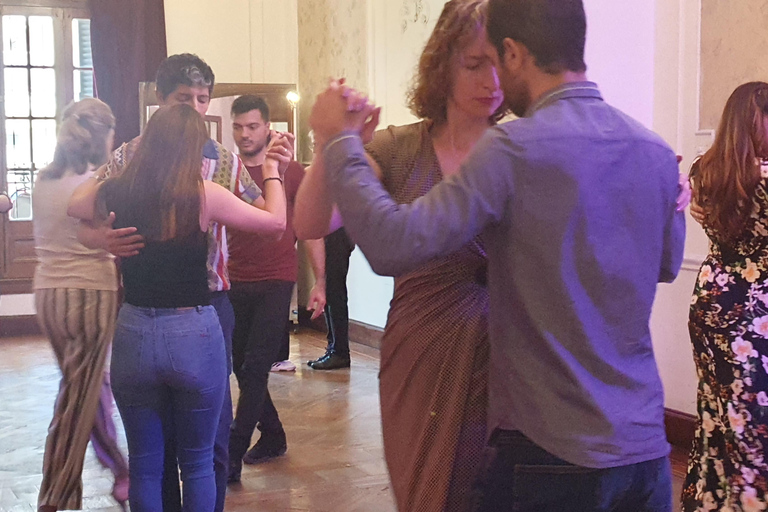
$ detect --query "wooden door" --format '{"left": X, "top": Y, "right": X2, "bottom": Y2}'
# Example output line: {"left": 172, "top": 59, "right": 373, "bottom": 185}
{"left": 0, "top": 3, "right": 90, "bottom": 293}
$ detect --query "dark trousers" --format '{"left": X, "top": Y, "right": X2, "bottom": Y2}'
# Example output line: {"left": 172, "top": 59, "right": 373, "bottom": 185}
{"left": 472, "top": 429, "right": 672, "bottom": 512}
{"left": 324, "top": 227, "right": 355, "bottom": 356}
{"left": 228, "top": 280, "right": 293, "bottom": 461}
{"left": 275, "top": 316, "right": 291, "bottom": 362}
{"left": 161, "top": 292, "right": 234, "bottom": 512}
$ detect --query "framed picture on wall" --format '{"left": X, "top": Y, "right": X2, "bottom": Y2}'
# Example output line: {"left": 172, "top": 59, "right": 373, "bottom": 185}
{"left": 204, "top": 115, "right": 222, "bottom": 143}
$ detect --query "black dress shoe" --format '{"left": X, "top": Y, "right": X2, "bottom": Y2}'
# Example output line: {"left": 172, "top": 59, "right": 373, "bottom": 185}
{"left": 307, "top": 349, "right": 331, "bottom": 367}
{"left": 243, "top": 430, "right": 287, "bottom": 465}
{"left": 308, "top": 352, "right": 350, "bottom": 370}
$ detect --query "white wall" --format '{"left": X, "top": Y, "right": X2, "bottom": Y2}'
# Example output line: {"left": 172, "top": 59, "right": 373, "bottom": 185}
{"left": 368, "top": 0, "right": 447, "bottom": 127}
{"left": 347, "top": 251, "right": 392, "bottom": 327}
{"left": 164, "top": 0, "right": 298, "bottom": 84}
{"left": 648, "top": 0, "right": 708, "bottom": 415}
{"left": 583, "top": 0, "right": 657, "bottom": 128}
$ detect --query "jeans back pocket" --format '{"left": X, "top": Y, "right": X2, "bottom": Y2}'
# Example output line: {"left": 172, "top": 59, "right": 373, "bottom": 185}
{"left": 111, "top": 322, "right": 147, "bottom": 392}
{"left": 164, "top": 324, "right": 225, "bottom": 391}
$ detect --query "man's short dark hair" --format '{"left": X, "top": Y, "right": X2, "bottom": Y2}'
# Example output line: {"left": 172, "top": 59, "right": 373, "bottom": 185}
{"left": 487, "top": 0, "right": 587, "bottom": 74}
{"left": 231, "top": 95, "right": 270, "bottom": 123}
{"left": 155, "top": 53, "right": 215, "bottom": 99}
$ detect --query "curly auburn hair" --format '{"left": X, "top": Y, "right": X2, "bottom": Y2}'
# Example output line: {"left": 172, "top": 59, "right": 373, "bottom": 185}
{"left": 406, "top": 0, "right": 504, "bottom": 125}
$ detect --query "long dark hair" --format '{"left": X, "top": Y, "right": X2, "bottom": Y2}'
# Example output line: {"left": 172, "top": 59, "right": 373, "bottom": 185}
{"left": 691, "top": 82, "right": 768, "bottom": 242}
{"left": 99, "top": 104, "right": 206, "bottom": 241}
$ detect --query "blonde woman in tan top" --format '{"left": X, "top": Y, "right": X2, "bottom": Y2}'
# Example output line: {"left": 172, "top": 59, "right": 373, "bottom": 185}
{"left": 32, "top": 98, "right": 129, "bottom": 511}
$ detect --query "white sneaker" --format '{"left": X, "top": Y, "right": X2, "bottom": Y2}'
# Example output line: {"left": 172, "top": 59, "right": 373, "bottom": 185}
{"left": 270, "top": 360, "right": 297, "bottom": 372}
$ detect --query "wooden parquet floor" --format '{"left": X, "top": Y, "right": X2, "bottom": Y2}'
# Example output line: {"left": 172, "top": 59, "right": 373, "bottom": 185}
{"left": 0, "top": 327, "right": 687, "bottom": 512}
{"left": 0, "top": 329, "right": 394, "bottom": 512}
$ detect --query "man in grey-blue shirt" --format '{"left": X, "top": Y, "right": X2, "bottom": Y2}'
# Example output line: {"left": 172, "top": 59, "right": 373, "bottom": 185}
{"left": 308, "top": 0, "right": 685, "bottom": 510}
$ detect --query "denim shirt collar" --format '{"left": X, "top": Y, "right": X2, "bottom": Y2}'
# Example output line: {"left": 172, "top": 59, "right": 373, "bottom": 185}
{"left": 203, "top": 139, "right": 219, "bottom": 160}
{"left": 525, "top": 81, "right": 603, "bottom": 117}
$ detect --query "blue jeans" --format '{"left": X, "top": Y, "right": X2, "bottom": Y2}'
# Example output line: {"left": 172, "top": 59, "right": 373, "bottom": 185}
{"left": 472, "top": 430, "right": 672, "bottom": 512}
{"left": 111, "top": 304, "right": 227, "bottom": 512}
{"left": 161, "top": 293, "right": 233, "bottom": 512}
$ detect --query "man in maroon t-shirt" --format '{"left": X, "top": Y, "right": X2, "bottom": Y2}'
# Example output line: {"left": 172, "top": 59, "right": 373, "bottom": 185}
{"left": 226, "top": 95, "right": 326, "bottom": 481}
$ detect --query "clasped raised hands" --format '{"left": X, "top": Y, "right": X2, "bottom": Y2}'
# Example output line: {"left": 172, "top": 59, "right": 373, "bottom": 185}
{"left": 309, "top": 78, "right": 381, "bottom": 148}
{"left": 264, "top": 130, "right": 295, "bottom": 181}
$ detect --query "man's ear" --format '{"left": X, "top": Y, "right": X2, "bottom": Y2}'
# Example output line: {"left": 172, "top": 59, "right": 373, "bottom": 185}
{"left": 502, "top": 37, "right": 528, "bottom": 73}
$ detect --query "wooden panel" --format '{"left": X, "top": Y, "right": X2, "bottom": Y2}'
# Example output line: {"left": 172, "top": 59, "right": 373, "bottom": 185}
{"left": 349, "top": 320, "right": 384, "bottom": 351}
{"left": 665, "top": 407, "right": 696, "bottom": 451}
{"left": 0, "top": 278, "right": 32, "bottom": 294}
{"left": 0, "top": 0, "right": 86, "bottom": 9}
{"left": 0, "top": 314, "right": 40, "bottom": 337}
{"left": 4, "top": 220, "right": 36, "bottom": 280}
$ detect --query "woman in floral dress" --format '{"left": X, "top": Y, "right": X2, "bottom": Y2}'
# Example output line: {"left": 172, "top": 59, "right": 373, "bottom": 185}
{"left": 683, "top": 81, "right": 768, "bottom": 512}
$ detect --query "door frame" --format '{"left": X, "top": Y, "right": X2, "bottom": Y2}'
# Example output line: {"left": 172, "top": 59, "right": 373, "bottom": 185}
{"left": 0, "top": 0, "right": 88, "bottom": 294}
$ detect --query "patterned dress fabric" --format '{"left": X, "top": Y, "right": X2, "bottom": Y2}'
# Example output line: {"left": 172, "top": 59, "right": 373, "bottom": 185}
{"left": 366, "top": 121, "right": 489, "bottom": 512}
{"left": 683, "top": 163, "right": 768, "bottom": 512}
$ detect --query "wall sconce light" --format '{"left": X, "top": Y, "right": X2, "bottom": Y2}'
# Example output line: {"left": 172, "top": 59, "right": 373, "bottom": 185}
{"left": 286, "top": 91, "right": 300, "bottom": 156}
{"left": 286, "top": 91, "right": 300, "bottom": 106}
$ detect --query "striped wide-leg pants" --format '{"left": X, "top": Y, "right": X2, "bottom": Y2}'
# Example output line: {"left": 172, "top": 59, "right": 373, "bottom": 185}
{"left": 35, "top": 288, "right": 128, "bottom": 510}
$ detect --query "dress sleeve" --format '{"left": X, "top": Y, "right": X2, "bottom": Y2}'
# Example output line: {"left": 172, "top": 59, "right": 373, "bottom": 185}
{"left": 365, "top": 125, "right": 399, "bottom": 193}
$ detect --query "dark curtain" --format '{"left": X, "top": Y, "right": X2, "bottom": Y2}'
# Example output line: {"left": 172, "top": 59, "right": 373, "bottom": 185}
{"left": 89, "top": 0, "right": 167, "bottom": 147}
